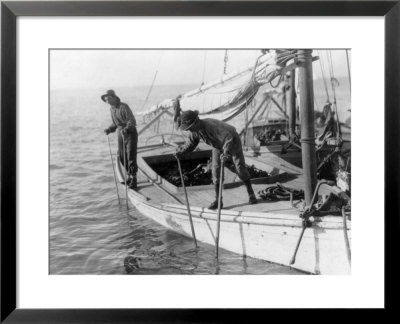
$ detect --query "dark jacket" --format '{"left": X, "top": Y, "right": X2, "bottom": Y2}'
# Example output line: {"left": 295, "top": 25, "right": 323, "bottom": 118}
{"left": 181, "top": 118, "right": 240, "bottom": 155}
{"left": 107, "top": 102, "right": 137, "bottom": 133}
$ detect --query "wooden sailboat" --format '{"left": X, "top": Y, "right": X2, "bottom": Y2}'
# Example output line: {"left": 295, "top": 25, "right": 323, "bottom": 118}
{"left": 114, "top": 50, "right": 351, "bottom": 275}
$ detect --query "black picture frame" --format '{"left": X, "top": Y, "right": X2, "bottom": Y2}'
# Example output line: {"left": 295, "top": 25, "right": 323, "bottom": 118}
{"left": 1, "top": 1, "right": 399, "bottom": 322}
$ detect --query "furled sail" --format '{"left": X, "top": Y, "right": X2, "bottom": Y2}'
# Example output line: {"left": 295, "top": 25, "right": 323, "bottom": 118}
{"left": 179, "top": 52, "right": 282, "bottom": 121}
{"left": 139, "top": 51, "right": 290, "bottom": 122}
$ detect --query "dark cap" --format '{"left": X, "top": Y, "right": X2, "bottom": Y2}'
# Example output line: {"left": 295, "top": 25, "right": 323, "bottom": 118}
{"left": 101, "top": 89, "right": 120, "bottom": 102}
{"left": 180, "top": 110, "right": 199, "bottom": 131}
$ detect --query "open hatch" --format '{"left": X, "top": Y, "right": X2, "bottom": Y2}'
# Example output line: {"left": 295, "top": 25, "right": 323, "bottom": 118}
{"left": 142, "top": 149, "right": 286, "bottom": 193}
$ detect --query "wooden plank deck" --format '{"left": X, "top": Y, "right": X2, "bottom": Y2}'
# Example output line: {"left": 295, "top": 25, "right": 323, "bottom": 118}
{"left": 135, "top": 142, "right": 341, "bottom": 218}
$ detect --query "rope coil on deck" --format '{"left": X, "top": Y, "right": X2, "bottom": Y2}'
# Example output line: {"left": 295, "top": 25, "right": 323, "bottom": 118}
{"left": 258, "top": 183, "right": 304, "bottom": 201}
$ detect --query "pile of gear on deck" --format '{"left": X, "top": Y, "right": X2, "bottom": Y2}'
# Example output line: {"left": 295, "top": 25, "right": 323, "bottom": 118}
{"left": 257, "top": 102, "right": 351, "bottom": 215}
{"left": 255, "top": 128, "right": 286, "bottom": 145}
{"left": 154, "top": 158, "right": 269, "bottom": 187}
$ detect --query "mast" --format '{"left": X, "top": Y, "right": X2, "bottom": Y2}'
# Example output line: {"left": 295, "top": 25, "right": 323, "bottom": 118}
{"left": 286, "top": 69, "right": 296, "bottom": 139}
{"left": 297, "top": 49, "right": 317, "bottom": 204}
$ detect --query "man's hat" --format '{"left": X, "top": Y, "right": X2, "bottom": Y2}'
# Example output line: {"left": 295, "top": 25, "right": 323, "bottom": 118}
{"left": 180, "top": 110, "right": 199, "bottom": 131}
{"left": 101, "top": 89, "right": 120, "bottom": 102}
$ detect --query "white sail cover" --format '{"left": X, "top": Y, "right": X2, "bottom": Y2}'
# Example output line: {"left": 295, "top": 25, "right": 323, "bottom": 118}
{"left": 140, "top": 51, "right": 284, "bottom": 121}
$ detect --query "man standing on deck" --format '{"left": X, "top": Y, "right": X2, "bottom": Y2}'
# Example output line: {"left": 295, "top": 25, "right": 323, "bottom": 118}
{"left": 175, "top": 110, "right": 258, "bottom": 209}
{"left": 102, "top": 90, "right": 138, "bottom": 190}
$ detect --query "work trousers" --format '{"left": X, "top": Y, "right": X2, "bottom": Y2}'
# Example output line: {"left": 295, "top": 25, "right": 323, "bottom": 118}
{"left": 212, "top": 141, "right": 250, "bottom": 184}
{"left": 118, "top": 127, "right": 138, "bottom": 176}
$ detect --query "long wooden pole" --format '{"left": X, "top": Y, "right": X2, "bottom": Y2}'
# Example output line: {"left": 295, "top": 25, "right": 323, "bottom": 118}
{"left": 289, "top": 224, "right": 307, "bottom": 265}
{"left": 175, "top": 157, "right": 198, "bottom": 248}
{"left": 122, "top": 135, "right": 129, "bottom": 209}
{"left": 289, "top": 180, "right": 330, "bottom": 265}
{"left": 341, "top": 206, "right": 351, "bottom": 266}
{"left": 107, "top": 135, "right": 120, "bottom": 204}
{"left": 297, "top": 49, "right": 317, "bottom": 205}
{"left": 215, "top": 158, "right": 225, "bottom": 260}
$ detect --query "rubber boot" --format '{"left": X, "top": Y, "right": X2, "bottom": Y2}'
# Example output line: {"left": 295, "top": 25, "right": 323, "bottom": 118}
{"left": 208, "top": 183, "right": 223, "bottom": 210}
{"left": 248, "top": 193, "right": 258, "bottom": 205}
{"left": 128, "top": 174, "right": 137, "bottom": 190}
{"left": 244, "top": 179, "right": 258, "bottom": 204}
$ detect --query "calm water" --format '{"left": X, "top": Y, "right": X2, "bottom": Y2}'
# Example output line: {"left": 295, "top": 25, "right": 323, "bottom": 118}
{"left": 49, "top": 83, "right": 350, "bottom": 275}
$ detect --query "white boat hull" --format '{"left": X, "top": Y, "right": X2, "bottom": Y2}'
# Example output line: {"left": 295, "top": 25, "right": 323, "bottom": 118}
{"left": 127, "top": 188, "right": 351, "bottom": 275}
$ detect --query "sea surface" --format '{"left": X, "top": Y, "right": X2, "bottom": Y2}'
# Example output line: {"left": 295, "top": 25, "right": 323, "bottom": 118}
{"left": 49, "top": 82, "right": 350, "bottom": 275}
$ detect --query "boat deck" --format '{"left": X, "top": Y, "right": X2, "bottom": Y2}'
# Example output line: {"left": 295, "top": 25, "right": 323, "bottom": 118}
{"left": 135, "top": 142, "right": 340, "bottom": 217}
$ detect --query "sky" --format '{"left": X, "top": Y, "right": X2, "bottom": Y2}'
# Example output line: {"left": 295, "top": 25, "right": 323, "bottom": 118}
{"left": 50, "top": 49, "right": 351, "bottom": 91}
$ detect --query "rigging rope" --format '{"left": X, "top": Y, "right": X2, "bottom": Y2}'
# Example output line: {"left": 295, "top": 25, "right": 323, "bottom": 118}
{"left": 312, "top": 70, "right": 320, "bottom": 111}
{"left": 201, "top": 50, "right": 207, "bottom": 85}
{"left": 175, "top": 51, "right": 286, "bottom": 122}
{"left": 253, "top": 50, "right": 296, "bottom": 88}
{"left": 326, "top": 50, "right": 342, "bottom": 138}
{"left": 243, "top": 52, "right": 259, "bottom": 147}
{"left": 223, "top": 50, "right": 228, "bottom": 74}
{"left": 275, "top": 52, "right": 297, "bottom": 66}
{"left": 140, "top": 51, "right": 164, "bottom": 111}
{"left": 345, "top": 50, "right": 351, "bottom": 95}
{"left": 317, "top": 50, "right": 330, "bottom": 102}
{"left": 326, "top": 52, "right": 337, "bottom": 100}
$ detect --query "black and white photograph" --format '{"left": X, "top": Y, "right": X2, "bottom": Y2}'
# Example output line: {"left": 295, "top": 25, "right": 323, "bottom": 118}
{"left": 50, "top": 49, "right": 351, "bottom": 275}
{"left": 3, "top": 0, "right": 396, "bottom": 318}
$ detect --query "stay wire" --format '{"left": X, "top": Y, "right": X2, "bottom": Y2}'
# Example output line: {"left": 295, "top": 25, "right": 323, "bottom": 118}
{"left": 201, "top": 50, "right": 207, "bottom": 85}
{"left": 141, "top": 51, "right": 164, "bottom": 110}
{"left": 345, "top": 50, "right": 352, "bottom": 95}
{"left": 327, "top": 50, "right": 342, "bottom": 138}
{"left": 317, "top": 50, "right": 330, "bottom": 103}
